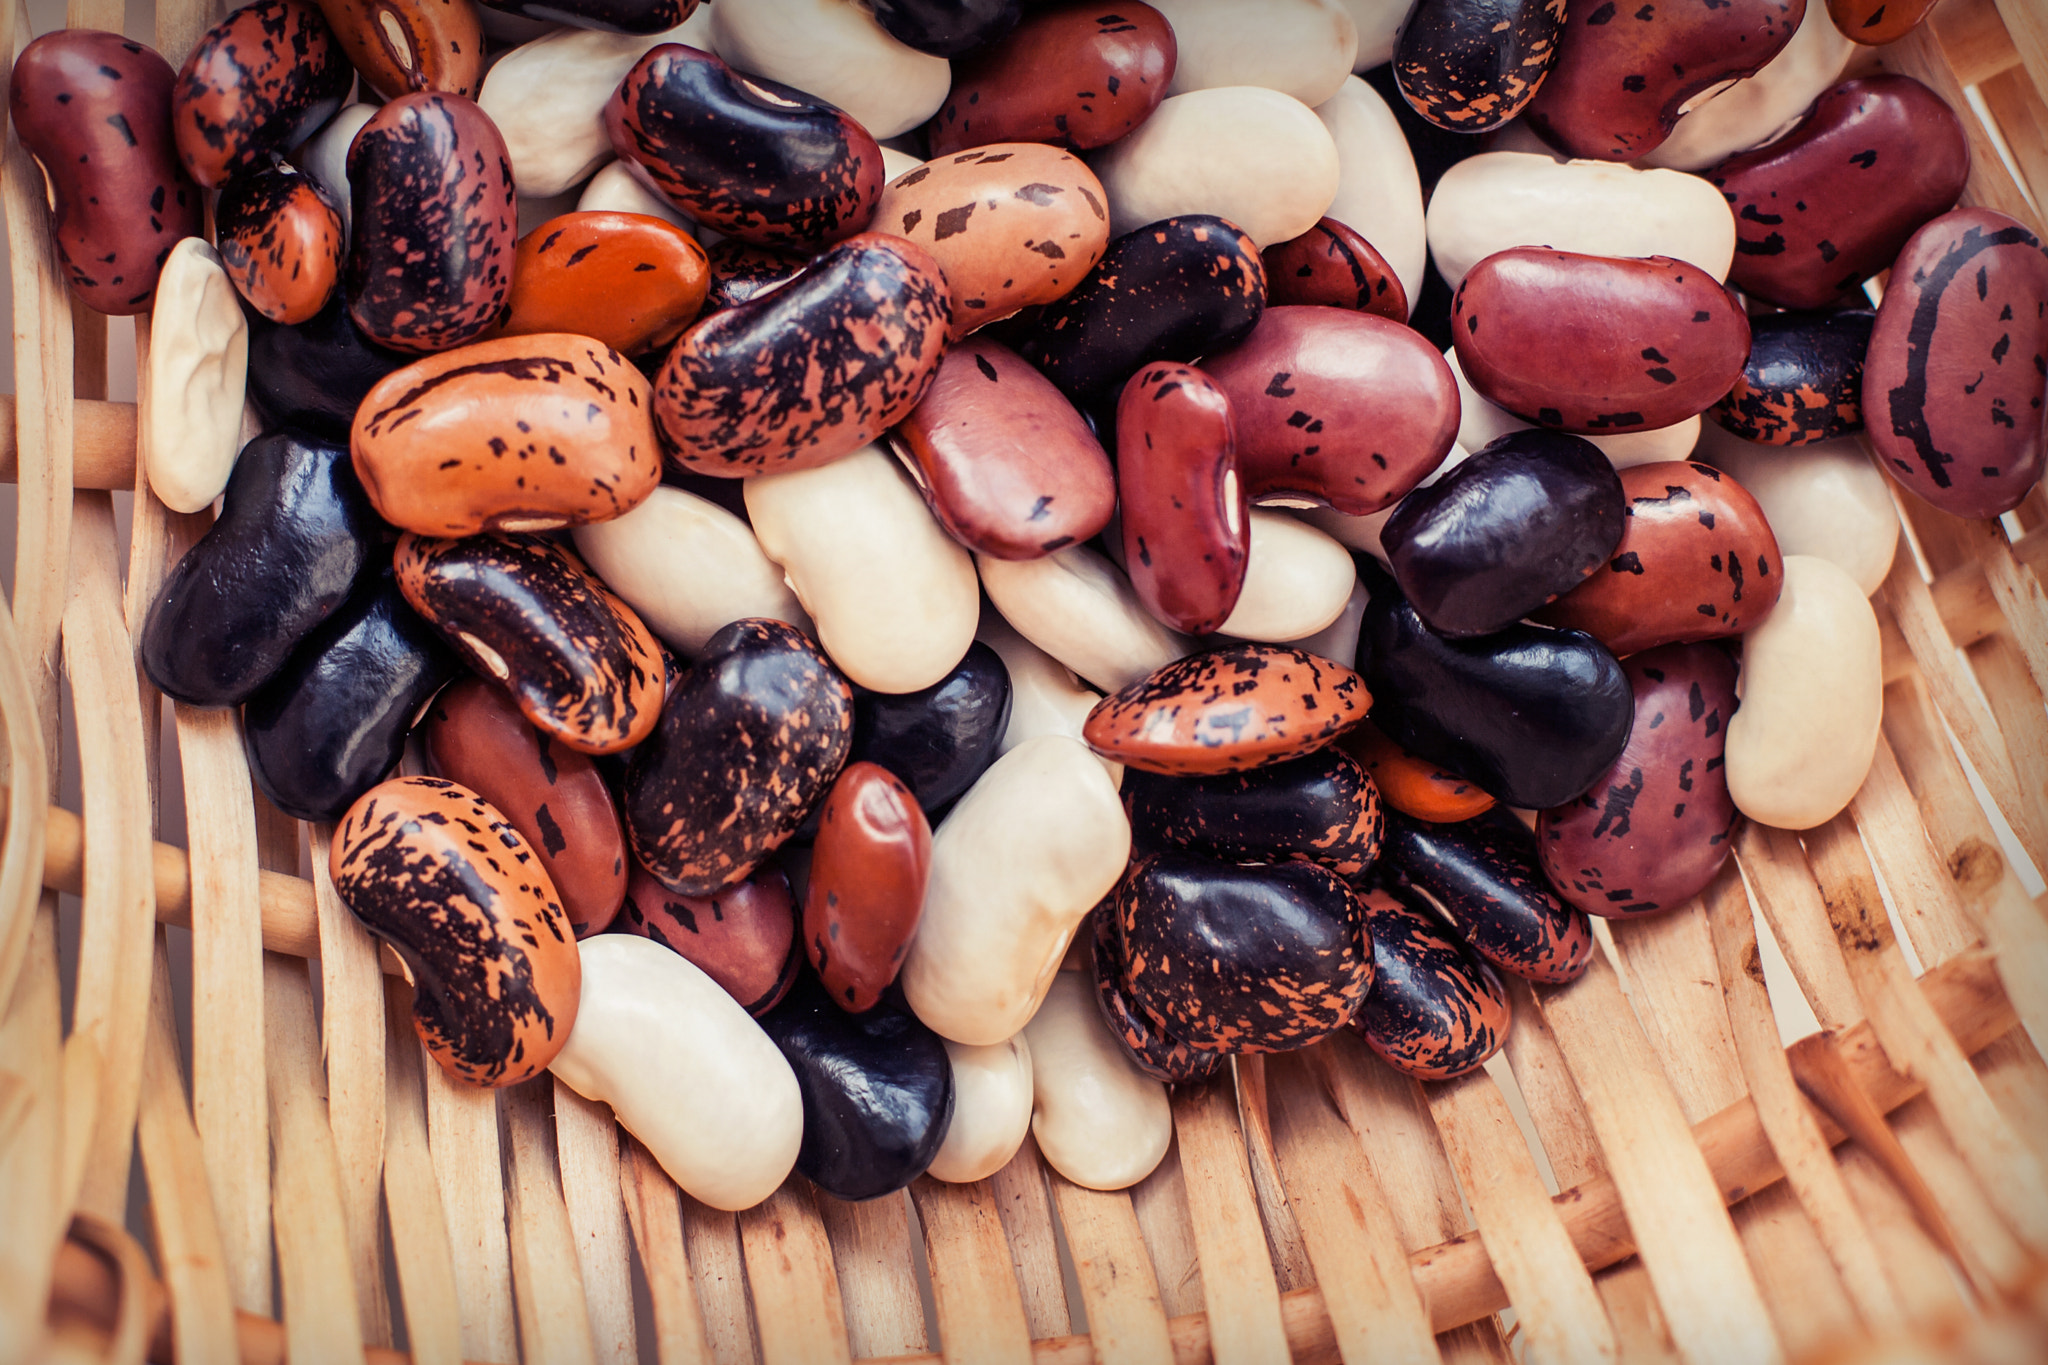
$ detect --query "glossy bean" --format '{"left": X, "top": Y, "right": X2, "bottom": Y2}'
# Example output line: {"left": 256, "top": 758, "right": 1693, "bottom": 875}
{"left": 1260, "top": 218, "right": 1409, "bottom": 321}
{"left": 1394, "top": 0, "right": 1565, "bottom": 133}
{"left": 1713, "top": 308, "right": 1872, "bottom": 446}
{"left": 424, "top": 676, "right": 628, "bottom": 938}
{"left": 1826, "top": 0, "right": 1935, "bottom": 45}
{"left": 1724, "top": 555, "right": 1881, "bottom": 830}
{"left": 617, "top": 862, "right": 800, "bottom": 1016}
{"left": 1023, "top": 970, "right": 1172, "bottom": 1191}
{"left": 979, "top": 546, "right": 1192, "bottom": 693}
{"left": 333, "top": 776, "right": 580, "bottom": 1086}
{"left": 478, "top": 28, "right": 684, "bottom": 196}
{"left": 142, "top": 430, "right": 382, "bottom": 708}
{"left": 1216, "top": 512, "right": 1357, "bottom": 644}
{"left": 624, "top": 619, "right": 854, "bottom": 895}
{"left": 1535, "top": 460, "right": 1784, "bottom": 656}
{"left": 927, "top": 1035, "right": 1034, "bottom": 1184}
{"left": 478, "top": 0, "right": 691, "bottom": 32}
{"left": 1336, "top": 721, "right": 1498, "bottom": 823}
{"left": 216, "top": 163, "right": 346, "bottom": 326}
{"left": 1115, "top": 362, "right": 1247, "bottom": 635}
{"left": 246, "top": 294, "right": 413, "bottom": 442}
{"left": 244, "top": 568, "right": 460, "bottom": 822}
{"left": 346, "top": 93, "right": 517, "bottom": 353}
{"left": 298, "top": 102, "right": 375, "bottom": 233}
{"left": 656, "top": 235, "right": 950, "bottom": 476}
{"left": 701, "top": 239, "right": 808, "bottom": 312}
{"left": 1379, "top": 807, "right": 1592, "bottom": 981}
{"left": 1315, "top": 75, "right": 1427, "bottom": 311}
{"left": 492, "top": 213, "right": 709, "bottom": 356}
{"left": 707, "top": 0, "right": 951, "bottom": 140}
{"left": 928, "top": 1, "right": 1176, "bottom": 156}
{"left": 1088, "top": 912, "right": 1229, "bottom": 1083}
{"left": 396, "top": 533, "right": 667, "bottom": 754}
{"left": 903, "top": 736, "right": 1131, "bottom": 1046}
{"left": 850, "top": 641, "right": 1014, "bottom": 813}
{"left": 1443, "top": 349, "right": 1701, "bottom": 473}
{"left": 1351, "top": 883, "right": 1510, "bottom": 1080}
{"left": 804, "top": 763, "right": 932, "bottom": 1014}
{"left": 870, "top": 0, "right": 1019, "bottom": 55}
{"left": 1862, "top": 208, "right": 2048, "bottom": 520}
{"left": 144, "top": 239, "right": 250, "bottom": 514}
{"left": 311, "top": 0, "right": 483, "bottom": 100}
{"left": 1153, "top": 0, "right": 1357, "bottom": 106}
{"left": 1640, "top": 0, "right": 1851, "bottom": 172}
{"left": 1698, "top": 427, "right": 1896, "bottom": 595}
{"left": 1122, "top": 745, "right": 1383, "bottom": 875}
{"left": 11, "top": 30, "right": 201, "bottom": 314}
{"left": 1536, "top": 642, "right": 1740, "bottom": 918}
{"left": 576, "top": 156, "right": 693, "bottom": 228}
{"left": 975, "top": 611, "right": 1114, "bottom": 769}
{"left": 1083, "top": 644, "right": 1371, "bottom": 776}
{"left": 551, "top": 933, "right": 801, "bottom": 1210}
{"left": 173, "top": 0, "right": 352, "bottom": 187}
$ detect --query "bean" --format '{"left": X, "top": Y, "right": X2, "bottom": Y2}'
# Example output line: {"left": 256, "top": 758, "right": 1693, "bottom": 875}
{"left": 617, "top": 862, "right": 801, "bottom": 1016}
{"left": 1083, "top": 645, "right": 1371, "bottom": 776}
{"left": 1022, "top": 970, "right": 1171, "bottom": 1191}
{"left": 144, "top": 239, "right": 250, "bottom": 515}
{"left": 803, "top": 762, "right": 932, "bottom": 1014}
{"left": 216, "top": 163, "right": 346, "bottom": 325}
{"left": 929, "top": 1, "right": 1176, "bottom": 156}
{"left": 173, "top": 0, "right": 352, "bottom": 188}
{"left": 926, "top": 1035, "right": 1034, "bottom": 1184}
{"left": 1380, "top": 807, "right": 1594, "bottom": 982}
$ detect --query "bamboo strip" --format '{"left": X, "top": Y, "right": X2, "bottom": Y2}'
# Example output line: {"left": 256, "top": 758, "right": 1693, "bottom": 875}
{"left": 1532, "top": 954, "right": 1783, "bottom": 1365}
{"left": 1979, "top": 66, "right": 2048, "bottom": 207}
{"left": 814, "top": 1190, "right": 927, "bottom": 1358}
{"left": 176, "top": 701, "right": 274, "bottom": 1314}
{"left": 739, "top": 1179, "right": 855, "bottom": 1365}
{"left": 1229, "top": 1056, "right": 1313, "bottom": 1292}
{"left": 504, "top": 1080, "right": 599, "bottom": 1365}
{"left": 987, "top": 1139, "right": 1072, "bottom": 1340}
{"left": 0, "top": 393, "right": 139, "bottom": 488}
{"left": 0, "top": 907, "right": 68, "bottom": 1362}
{"left": 554, "top": 1084, "right": 639, "bottom": 1365}
{"left": 118, "top": 316, "right": 173, "bottom": 840}
{"left": 0, "top": 517, "right": 48, "bottom": 1017}
{"left": 1964, "top": 636, "right": 2048, "bottom": 872}
{"left": 1425, "top": 1067, "right": 1620, "bottom": 1365}
{"left": 1045, "top": 1172, "right": 1174, "bottom": 1365}
{"left": 136, "top": 934, "right": 240, "bottom": 1365}
{"left": 1127, "top": 1141, "right": 1202, "bottom": 1319}
{"left": 681, "top": 1195, "right": 760, "bottom": 1365}
{"left": 425, "top": 1055, "right": 518, "bottom": 1364}
{"left": 1990, "top": 0, "right": 2048, "bottom": 100}
{"left": 1262, "top": 1046, "right": 1438, "bottom": 1365}
{"left": 1974, "top": 1031, "right": 2048, "bottom": 1176}
{"left": 265, "top": 953, "right": 368, "bottom": 1365}
{"left": 63, "top": 1209, "right": 156, "bottom": 1365}
{"left": 382, "top": 978, "right": 469, "bottom": 1365}
{"left": 1167, "top": 1075, "right": 1290, "bottom": 1365}
{"left": 622, "top": 1138, "right": 716, "bottom": 1365}
{"left": 911, "top": 1175, "right": 1037, "bottom": 1365}
{"left": 310, "top": 824, "right": 391, "bottom": 1345}
{"left": 1972, "top": 521, "right": 2048, "bottom": 700}
{"left": 1934, "top": 0, "right": 2027, "bottom": 84}
{"left": 1735, "top": 824, "right": 1866, "bottom": 1029}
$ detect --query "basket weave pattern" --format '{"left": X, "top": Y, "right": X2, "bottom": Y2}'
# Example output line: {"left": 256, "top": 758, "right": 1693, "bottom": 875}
{"left": 4, "top": 1, "right": 2048, "bottom": 1362}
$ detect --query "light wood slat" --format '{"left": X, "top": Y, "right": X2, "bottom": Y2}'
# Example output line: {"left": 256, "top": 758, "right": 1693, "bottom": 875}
{"left": 738, "top": 1179, "right": 854, "bottom": 1365}
{"left": 155, "top": 0, "right": 229, "bottom": 66}
{"left": 1979, "top": 67, "right": 2048, "bottom": 207}
{"left": 381, "top": 978, "right": 465, "bottom": 1365}
{"left": 1263, "top": 1047, "right": 1437, "bottom": 1365}
{"left": 1426, "top": 1066, "right": 1618, "bottom": 1365}
{"left": 1965, "top": 635, "right": 2048, "bottom": 878}
{"left": 1835, "top": 1134, "right": 1972, "bottom": 1323}
{"left": 1886, "top": 1087, "right": 2030, "bottom": 1292}
{"left": 680, "top": 1195, "right": 759, "bottom": 1365}
{"left": 425, "top": 1053, "right": 518, "bottom": 1363}
{"left": 1533, "top": 954, "right": 1783, "bottom": 1365}
{"left": 622, "top": 1138, "right": 715, "bottom": 1365}
{"left": 1702, "top": 865, "right": 1903, "bottom": 1334}
{"left": 986, "top": 1138, "right": 1071, "bottom": 1340}
{"left": 1873, "top": 25, "right": 2042, "bottom": 231}
{"left": 1127, "top": 1138, "right": 1202, "bottom": 1319}
{"left": 1972, "top": 519, "right": 2048, "bottom": 708}
{"left": 311, "top": 824, "right": 391, "bottom": 1345}
{"left": 555, "top": 1085, "right": 638, "bottom": 1365}
{"left": 504, "top": 1081, "right": 598, "bottom": 1365}
{"left": 1933, "top": 0, "right": 2026, "bottom": 83}
{"left": 1168, "top": 1075, "right": 1289, "bottom": 1365}
{"left": 264, "top": 953, "right": 368, "bottom": 1365}
{"left": 1990, "top": 0, "right": 2048, "bottom": 103}
{"left": 1230, "top": 1056, "right": 1313, "bottom": 1293}
{"left": 0, "top": 905, "right": 66, "bottom": 1359}
{"left": 58, "top": 494, "right": 154, "bottom": 1220}
{"left": 814, "top": 1190, "right": 926, "bottom": 1358}
{"left": 135, "top": 936, "right": 238, "bottom": 1365}
{"left": 1735, "top": 824, "right": 1866, "bottom": 1029}
{"left": 0, "top": 499, "right": 47, "bottom": 1012}
{"left": 176, "top": 701, "right": 272, "bottom": 1315}
{"left": 1852, "top": 728, "right": 1989, "bottom": 965}
{"left": 0, "top": 393, "right": 139, "bottom": 489}
{"left": 910, "top": 1176, "right": 1034, "bottom": 1365}
{"left": 1803, "top": 814, "right": 2048, "bottom": 1256}
{"left": 1046, "top": 1173, "right": 1174, "bottom": 1365}
{"left": 1975, "top": 1031, "right": 2048, "bottom": 1174}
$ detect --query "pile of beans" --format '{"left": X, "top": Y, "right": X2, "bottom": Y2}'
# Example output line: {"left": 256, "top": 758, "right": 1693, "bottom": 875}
{"left": 20, "top": 0, "right": 2041, "bottom": 1207}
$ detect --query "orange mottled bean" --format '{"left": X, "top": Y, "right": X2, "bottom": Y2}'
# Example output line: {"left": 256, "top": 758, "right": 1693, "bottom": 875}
{"left": 1337, "top": 721, "right": 1497, "bottom": 823}
{"left": 493, "top": 211, "right": 710, "bottom": 357}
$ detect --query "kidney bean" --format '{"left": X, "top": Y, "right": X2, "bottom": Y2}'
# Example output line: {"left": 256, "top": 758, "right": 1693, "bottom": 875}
{"left": 1083, "top": 644, "right": 1371, "bottom": 776}
{"left": 311, "top": 0, "right": 483, "bottom": 100}
{"left": 216, "top": 163, "right": 346, "bottom": 325}
{"left": 849, "top": 641, "right": 1014, "bottom": 814}
{"left": 1154, "top": 0, "right": 1358, "bottom": 104}
{"left": 1088, "top": 911, "right": 1230, "bottom": 1083}
{"left": 247, "top": 294, "right": 410, "bottom": 441}
{"left": 173, "top": 0, "right": 352, "bottom": 187}
{"left": 1395, "top": 0, "right": 1564, "bottom": 133}
{"left": 708, "top": 0, "right": 950, "bottom": 140}
{"left": 1351, "top": 882, "right": 1510, "bottom": 1080}
{"left": 1826, "top": 0, "right": 1935, "bottom": 44}
{"left": 1641, "top": 0, "right": 1851, "bottom": 172}
{"left": 1336, "top": 722, "right": 1498, "bottom": 824}
{"left": 1699, "top": 426, "right": 1896, "bottom": 596}
{"left": 617, "top": 861, "right": 800, "bottom": 1015}
{"left": 1122, "top": 745, "right": 1384, "bottom": 875}
{"left": 979, "top": 546, "right": 1192, "bottom": 693}
{"left": 1317, "top": 76, "right": 1429, "bottom": 310}
{"left": 702, "top": 240, "right": 809, "bottom": 312}
{"left": 929, "top": 1, "right": 1176, "bottom": 156}
{"left": 479, "top": 0, "right": 692, "bottom": 35}
{"left": 927, "top": 1035, "right": 1033, "bottom": 1184}
{"left": 803, "top": 763, "right": 932, "bottom": 1014}
{"left": 869, "top": 0, "right": 1018, "bottom": 55}
{"left": 1261, "top": 218, "right": 1410, "bottom": 320}
{"left": 144, "top": 240, "right": 250, "bottom": 515}
{"left": 1114, "top": 362, "right": 1246, "bottom": 634}
{"left": 489, "top": 212, "right": 708, "bottom": 357}
{"left": 1379, "top": 807, "right": 1593, "bottom": 983}
{"left": 1712, "top": 308, "right": 1873, "bottom": 447}
{"left": 1023, "top": 970, "right": 1172, "bottom": 1191}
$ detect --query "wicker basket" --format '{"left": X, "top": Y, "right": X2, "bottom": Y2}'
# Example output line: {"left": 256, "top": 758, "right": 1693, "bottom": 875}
{"left": 5, "top": 0, "right": 2048, "bottom": 1361}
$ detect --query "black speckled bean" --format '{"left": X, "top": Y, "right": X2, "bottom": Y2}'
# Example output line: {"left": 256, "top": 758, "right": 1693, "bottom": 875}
{"left": 1378, "top": 807, "right": 1593, "bottom": 983}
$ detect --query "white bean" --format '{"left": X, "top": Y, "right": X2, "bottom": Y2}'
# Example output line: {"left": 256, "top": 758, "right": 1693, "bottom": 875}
{"left": 978, "top": 545, "right": 1191, "bottom": 693}
{"left": 1287, "top": 579, "right": 1368, "bottom": 667}
{"left": 926, "top": 1035, "right": 1035, "bottom": 1184}
{"left": 976, "top": 607, "right": 1105, "bottom": 755}
{"left": 1301, "top": 445, "right": 1471, "bottom": 562}
{"left": 479, "top": 23, "right": 691, "bottom": 198}
{"left": 1089, "top": 86, "right": 1339, "bottom": 248}
{"left": 1152, "top": 0, "right": 1358, "bottom": 108}
{"left": 1022, "top": 971, "right": 1171, "bottom": 1192}
{"left": 1425, "top": 152, "right": 1736, "bottom": 291}
{"left": 1725, "top": 555, "right": 1882, "bottom": 830}
{"left": 576, "top": 159, "right": 695, "bottom": 229}
{"left": 903, "top": 736, "right": 1132, "bottom": 1046}
{"left": 1338, "top": 0, "right": 1409, "bottom": 70}
{"left": 1315, "top": 75, "right": 1427, "bottom": 314}
{"left": 1217, "top": 511, "right": 1357, "bottom": 642}
{"left": 709, "top": 0, "right": 950, "bottom": 139}
{"left": 551, "top": 934, "right": 803, "bottom": 1211}
{"left": 146, "top": 238, "right": 247, "bottom": 515}
{"left": 1697, "top": 426, "right": 1898, "bottom": 596}
{"left": 297, "top": 103, "right": 375, "bottom": 234}
{"left": 571, "top": 485, "right": 812, "bottom": 656}
{"left": 1642, "top": 0, "right": 1854, "bottom": 172}
{"left": 1445, "top": 347, "right": 1701, "bottom": 470}
{"left": 746, "top": 445, "right": 981, "bottom": 694}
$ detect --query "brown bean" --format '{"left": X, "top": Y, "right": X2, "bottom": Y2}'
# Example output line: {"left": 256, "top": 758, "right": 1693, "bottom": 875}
{"left": 312, "top": 0, "right": 483, "bottom": 100}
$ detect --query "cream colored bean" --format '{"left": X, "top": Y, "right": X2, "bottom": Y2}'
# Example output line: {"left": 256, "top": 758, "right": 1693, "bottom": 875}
{"left": 1301, "top": 445, "right": 1471, "bottom": 562}
{"left": 979, "top": 545, "right": 1191, "bottom": 693}
{"left": 146, "top": 238, "right": 247, "bottom": 515}
{"left": 571, "top": 485, "right": 812, "bottom": 656}
{"left": 1643, "top": 0, "right": 1853, "bottom": 172}
{"left": 1446, "top": 348, "right": 1701, "bottom": 470}
{"left": 576, "top": 159, "right": 695, "bottom": 230}
{"left": 1425, "top": 152, "right": 1736, "bottom": 290}
{"left": 551, "top": 934, "right": 802, "bottom": 1211}
{"left": 1290, "top": 580, "right": 1368, "bottom": 667}
{"left": 746, "top": 444, "right": 980, "bottom": 694}
{"left": 880, "top": 144, "right": 924, "bottom": 180}
{"left": 479, "top": 23, "right": 691, "bottom": 198}
{"left": 1153, "top": 0, "right": 1358, "bottom": 107}
{"left": 1217, "top": 511, "right": 1357, "bottom": 642}
{"left": 709, "top": 0, "right": 950, "bottom": 139}
{"left": 1725, "top": 555, "right": 1882, "bottom": 830}
{"left": 1697, "top": 426, "right": 1897, "bottom": 596}
{"left": 903, "top": 736, "right": 1131, "bottom": 1047}
{"left": 298, "top": 103, "right": 375, "bottom": 234}
{"left": 1022, "top": 971, "right": 1171, "bottom": 1192}
{"left": 927, "top": 1035, "right": 1035, "bottom": 1184}
{"left": 1315, "top": 75, "right": 1425, "bottom": 312}
{"left": 1090, "top": 86, "right": 1339, "bottom": 248}
{"left": 1340, "top": 0, "right": 1409, "bottom": 70}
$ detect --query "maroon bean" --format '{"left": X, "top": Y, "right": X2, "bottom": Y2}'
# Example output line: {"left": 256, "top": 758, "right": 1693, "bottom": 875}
{"left": 1115, "top": 362, "right": 1246, "bottom": 634}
